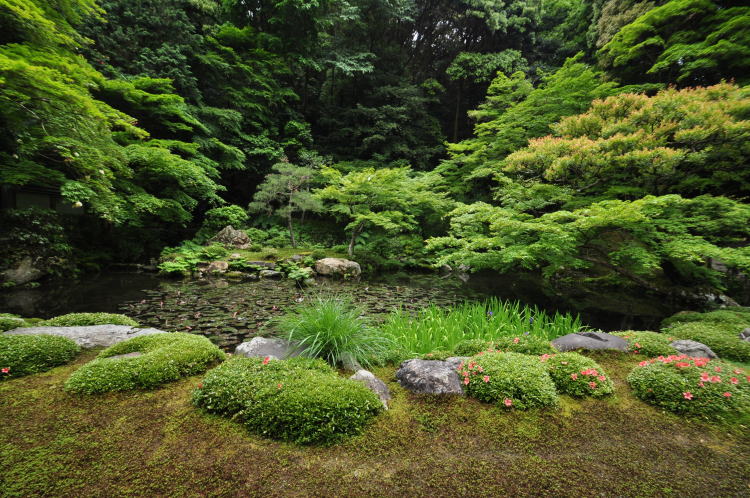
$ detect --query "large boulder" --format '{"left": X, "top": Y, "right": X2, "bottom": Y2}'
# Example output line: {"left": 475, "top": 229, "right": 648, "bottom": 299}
{"left": 205, "top": 261, "right": 229, "bottom": 274}
{"left": 314, "top": 258, "right": 361, "bottom": 278}
{"left": 395, "top": 359, "right": 464, "bottom": 395}
{"left": 234, "top": 337, "right": 301, "bottom": 360}
{"left": 670, "top": 339, "right": 718, "bottom": 359}
{"left": 259, "top": 269, "right": 283, "bottom": 279}
{"left": 210, "top": 226, "right": 251, "bottom": 249}
{"left": 551, "top": 331, "right": 628, "bottom": 352}
{"left": 350, "top": 369, "right": 391, "bottom": 409}
{"left": 1, "top": 257, "right": 45, "bottom": 286}
{"left": 3, "top": 325, "right": 165, "bottom": 349}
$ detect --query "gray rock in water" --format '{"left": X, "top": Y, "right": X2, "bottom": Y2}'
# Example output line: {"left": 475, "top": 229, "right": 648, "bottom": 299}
{"left": 3, "top": 325, "right": 165, "bottom": 348}
{"left": 670, "top": 339, "right": 718, "bottom": 359}
{"left": 740, "top": 328, "right": 750, "bottom": 343}
{"left": 210, "top": 226, "right": 251, "bottom": 249}
{"left": 205, "top": 260, "right": 229, "bottom": 274}
{"left": 247, "top": 261, "right": 276, "bottom": 269}
{"left": 552, "top": 331, "right": 628, "bottom": 352}
{"left": 259, "top": 269, "right": 283, "bottom": 279}
{"left": 314, "top": 258, "right": 361, "bottom": 278}
{"left": 350, "top": 369, "right": 391, "bottom": 409}
{"left": 1, "top": 257, "right": 44, "bottom": 286}
{"left": 395, "top": 359, "right": 465, "bottom": 395}
{"left": 234, "top": 337, "right": 301, "bottom": 359}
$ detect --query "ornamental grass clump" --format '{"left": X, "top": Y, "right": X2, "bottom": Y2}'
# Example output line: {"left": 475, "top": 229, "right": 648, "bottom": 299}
{"left": 458, "top": 352, "right": 558, "bottom": 410}
{"left": 41, "top": 313, "right": 139, "bottom": 327}
{"left": 0, "top": 335, "right": 80, "bottom": 379}
{"left": 193, "top": 357, "right": 382, "bottom": 445}
{"left": 381, "top": 298, "right": 582, "bottom": 355}
{"left": 666, "top": 322, "right": 750, "bottom": 362}
{"left": 273, "top": 296, "right": 392, "bottom": 368}
{"left": 628, "top": 355, "right": 750, "bottom": 418}
{"left": 65, "top": 333, "right": 225, "bottom": 394}
{"left": 612, "top": 331, "right": 678, "bottom": 357}
{"left": 542, "top": 352, "right": 614, "bottom": 397}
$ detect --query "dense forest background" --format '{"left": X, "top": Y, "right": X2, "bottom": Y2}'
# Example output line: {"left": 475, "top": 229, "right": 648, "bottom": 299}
{"left": 2, "top": 0, "right": 750, "bottom": 308}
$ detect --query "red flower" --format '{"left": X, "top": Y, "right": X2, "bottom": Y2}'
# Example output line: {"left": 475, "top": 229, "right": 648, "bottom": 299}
{"left": 710, "top": 375, "right": 721, "bottom": 383}
{"left": 262, "top": 356, "right": 270, "bottom": 365}
{"left": 723, "top": 392, "right": 732, "bottom": 398}
{"left": 570, "top": 373, "right": 578, "bottom": 380}
{"left": 683, "top": 392, "right": 693, "bottom": 400}
{"left": 277, "top": 383, "right": 283, "bottom": 389}
{"left": 638, "top": 361, "right": 649, "bottom": 367}
{"left": 714, "top": 366, "right": 722, "bottom": 373}
{"left": 700, "top": 372, "right": 710, "bottom": 382}
{"left": 675, "top": 362, "right": 691, "bottom": 368}
{"left": 483, "top": 375, "right": 490, "bottom": 383}
{"left": 1, "top": 367, "right": 9, "bottom": 374}
{"left": 463, "top": 377, "right": 470, "bottom": 385}
{"left": 598, "top": 375, "right": 606, "bottom": 382}
{"left": 730, "top": 377, "right": 739, "bottom": 385}
{"left": 588, "top": 381, "right": 597, "bottom": 389}
{"left": 503, "top": 398, "right": 512, "bottom": 407}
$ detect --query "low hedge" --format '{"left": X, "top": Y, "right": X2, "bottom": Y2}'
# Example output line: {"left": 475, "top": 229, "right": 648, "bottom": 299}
{"left": 453, "top": 336, "right": 555, "bottom": 357}
{"left": 628, "top": 354, "right": 750, "bottom": 418}
{"left": 41, "top": 313, "right": 139, "bottom": 327}
{"left": 542, "top": 352, "right": 614, "bottom": 398}
{"left": 661, "top": 309, "right": 750, "bottom": 330}
{"left": 458, "top": 352, "right": 558, "bottom": 410}
{"left": 65, "top": 333, "right": 225, "bottom": 394}
{"left": 666, "top": 322, "right": 750, "bottom": 363}
{"left": 612, "top": 331, "right": 678, "bottom": 357}
{"left": 193, "top": 357, "right": 382, "bottom": 445}
{"left": 0, "top": 334, "right": 80, "bottom": 379}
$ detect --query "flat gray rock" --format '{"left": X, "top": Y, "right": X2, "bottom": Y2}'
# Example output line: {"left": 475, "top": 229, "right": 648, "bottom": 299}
{"left": 259, "top": 269, "right": 283, "bottom": 279}
{"left": 395, "top": 359, "right": 464, "bottom": 395}
{"left": 552, "top": 331, "right": 628, "bottom": 352}
{"left": 3, "top": 325, "right": 165, "bottom": 348}
{"left": 234, "top": 337, "right": 301, "bottom": 359}
{"left": 314, "top": 258, "right": 361, "bottom": 278}
{"left": 670, "top": 339, "right": 717, "bottom": 359}
{"left": 350, "top": 369, "right": 391, "bottom": 409}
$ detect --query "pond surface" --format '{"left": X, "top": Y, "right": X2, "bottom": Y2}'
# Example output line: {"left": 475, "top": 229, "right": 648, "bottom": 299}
{"left": 0, "top": 271, "right": 679, "bottom": 350}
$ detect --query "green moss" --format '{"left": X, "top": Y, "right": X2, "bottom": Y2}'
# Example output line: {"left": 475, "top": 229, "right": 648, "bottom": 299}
{"left": 0, "top": 334, "right": 80, "bottom": 378}
{"left": 661, "top": 309, "right": 750, "bottom": 330}
{"left": 612, "top": 331, "right": 678, "bottom": 357}
{"left": 452, "top": 336, "right": 556, "bottom": 356}
{"left": 41, "top": 313, "right": 139, "bottom": 327}
{"left": 65, "top": 333, "right": 225, "bottom": 394}
{"left": 0, "top": 316, "right": 27, "bottom": 332}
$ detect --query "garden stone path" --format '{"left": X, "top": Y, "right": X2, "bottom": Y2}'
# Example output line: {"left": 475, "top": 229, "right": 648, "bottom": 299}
{"left": 3, "top": 325, "right": 165, "bottom": 348}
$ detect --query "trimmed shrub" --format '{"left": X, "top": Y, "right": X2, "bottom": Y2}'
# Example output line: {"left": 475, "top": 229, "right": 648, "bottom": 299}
{"left": 310, "top": 249, "right": 327, "bottom": 260}
{"left": 193, "top": 357, "right": 382, "bottom": 445}
{"left": 452, "top": 336, "right": 555, "bottom": 356}
{"left": 65, "top": 333, "right": 225, "bottom": 394}
{"left": 0, "top": 316, "right": 27, "bottom": 332}
{"left": 41, "top": 313, "right": 139, "bottom": 327}
{"left": 628, "top": 355, "right": 750, "bottom": 418}
{"left": 0, "top": 335, "right": 80, "bottom": 379}
{"left": 612, "top": 331, "right": 678, "bottom": 357}
{"left": 542, "top": 352, "right": 614, "bottom": 398}
{"left": 661, "top": 310, "right": 750, "bottom": 330}
{"left": 458, "top": 352, "right": 558, "bottom": 410}
{"left": 667, "top": 322, "right": 750, "bottom": 363}
{"left": 201, "top": 205, "right": 249, "bottom": 234}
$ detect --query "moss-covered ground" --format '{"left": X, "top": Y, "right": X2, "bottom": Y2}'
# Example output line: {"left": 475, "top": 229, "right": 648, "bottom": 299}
{"left": 1, "top": 350, "right": 749, "bottom": 497}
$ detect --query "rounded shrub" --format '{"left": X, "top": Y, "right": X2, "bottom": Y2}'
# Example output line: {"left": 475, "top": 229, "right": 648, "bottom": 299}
{"left": 457, "top": 352, "right": 558, "bottom": 410}
{"left": 661, "top": 309, "right": 750, "bottom": 330}
{"left": 667, "top": 322, "right": 750, "bottom": 362}
{"left": 41, "top": 313, "right": 139, "bottom": 327}
{"left": 0, "top": 316, "right": 26, "bottom": 332}
{"left": 0, "top": 334, "right": 80, "bottom": 379}
{"left": 201, "top": 205, "right": 249, "bottom": 233}
{"left": 193, "top": 357, "right": 382, "bottom": 445}
{"left": 65, "top": 333, "right": 225, "bottom": 394}
{"left": 628, "top": 355, "right": 749, "bottom": 418}
{"left": 542, "top": 352, "right": 614, "bottom": 397}
{"left": 612, "top": 331, "right": 678, "bottom": 357}
{"left": 453, "top": 336, "right": 555, "bottom": 356}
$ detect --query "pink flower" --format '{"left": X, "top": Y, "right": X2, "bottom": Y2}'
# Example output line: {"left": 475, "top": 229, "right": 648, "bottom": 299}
{"left": 463, "top": 377, "right": 470, "bottom": 385}
{"left": 697, "top": 381, "right": 705, "bottom": 388}
{"left": 598, "top": 375, "right": 606, "bottom": 382}
{"left": 723, "top": 392, "right": 732, "bottom": 398}
{"left": 733, "top": 369, "right": 741, "bottom": 375}
{"left": 635, "top": 343, "right": 641, "bottom": 349}
{"left": 588, "top": 381, "right": 597, "bottom": 389}
{"left": 197, "top": 382, "right": 203, "bottom": 389}
{"left": 571, "top": 373, "right": 578, "bottom": 380}
{"left": 710, "top": 375, "right": 721, "bottom": 383}
{"left": 513, "top": 337, "right": 520, "bottom": 344}
{"left": 1, "top": 367, "right": 9, "bottom": 374}
{"left": 700, "top": 372, "right": 710, "bottom": 382}
{"left": 730, "top": 377, "right": 739, "bottom": 385}
{"left": 675, "top": 362, "right": 690, "bottom": 368}
{"left": 483, "top": 375, "right": 490, "bottom": 383}
{"left": 714, "top": 366, "right": 722, "bottom": 373}
{"left": 262, "top": 356, "right": 270, "bottom": 365}
{"left": 277, "top": 383, "right": 283, "bottom": 389}
{"left": 639, "top": 361, "right": 649, "bottom": 367}
{"left": 683, "top": 392, "right": 693, "bottom": 400}
{"left": 503, "top": 398, "right": 512, "bottom": 407}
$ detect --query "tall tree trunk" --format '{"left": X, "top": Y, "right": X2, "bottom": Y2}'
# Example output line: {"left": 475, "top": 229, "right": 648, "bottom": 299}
{"left": 287, "top": 212, "right": 296, "bottom": 248}
{"left": 347, "top": 223, "right": 364, "bottom": 258}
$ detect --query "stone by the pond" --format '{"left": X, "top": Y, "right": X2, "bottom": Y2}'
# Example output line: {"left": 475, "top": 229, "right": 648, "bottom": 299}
{"left": 234, "top": 337, "right": 300, "bottom": 359}
{"left": 551, "top": 331, "right": 628, "bottom": 352}
{"left": 205, "top": 261, "right": 229, "bottom": 274}
{"left": 247, "top": 261, "right": 276, "bottom": 269}
{"left": 395, "top": 359, "right": 464, "bottom": 395}
{"left": 259, "top": 269, "right": 283, "bottom": 279}
{"left": 314, "top": 258, "right": 361, "bottom": 278}
{"left": 210, "top": 225, "right": 251, "bottom": 249}
{"left": 740, "top": 328, "right": 750, "bottom": 343}
{"left": 350, "top": 369, "right": 391, "bottom": 409}
{"left": 3, "top": 325, "right": 165, "bottom": 348}
{"left": 1, "top": 256, "right": 44, "bottom": 286}
{"left": 670, "top": 339, "right": 717, "bottom": 359}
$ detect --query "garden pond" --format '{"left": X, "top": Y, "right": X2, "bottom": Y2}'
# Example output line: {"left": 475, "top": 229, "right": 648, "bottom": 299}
{"left": 0, "top": 270, "right": 686, "bottom": 350}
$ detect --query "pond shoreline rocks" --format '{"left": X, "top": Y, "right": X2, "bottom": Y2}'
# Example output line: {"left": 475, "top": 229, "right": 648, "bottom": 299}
{"left": 234, "top": 337, "right": 301, "bottom": 360}
{"left": 395, "top": 358, "right": 465, "bottom": 395}
{"left": 350, "top": 369, "right": 391, "bottom": 409}
{"left": 3, "top": 325, "right": 165, "bottom": 348}
{"left": 314, "top": 258, "right": 361, "bottom": 278}
{"left": 551, "top": 331, "right": 628, "bottom": 352}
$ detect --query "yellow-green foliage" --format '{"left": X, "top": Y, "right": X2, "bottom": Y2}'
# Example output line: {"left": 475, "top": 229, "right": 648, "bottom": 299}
{"left": 41, "top": 313, "right": 139, "bottom": 327}
{"left": 0, "top": 334, "right": 80, "bottom": 378}
{"left": 613, "top": 331, "right": 678, "bottom": 357}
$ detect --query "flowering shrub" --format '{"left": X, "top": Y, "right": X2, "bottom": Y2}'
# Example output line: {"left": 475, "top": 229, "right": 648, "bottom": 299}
{"left": 65, "top": 333, "right": 225, "bottom": 394}
{"left": 193, "top": 357, "right": 382, "bottom": 445}
{"left": 41, "top": 313, "right": 139, "bottom": 327}
{"left": 457, "top": 352, "right": 558, "bottom": 410}
{"left": 612, "top": 331, "right": 677, "bottom": 357}
{"left": 627, "top": 354, "right": 750, "bottom": 417}
{"left": 666, "top": 322, "right": 750, "bottom": 363}
{"left": 0, "top": 334, "right": 80, "bottom": 379}
{"left": 542, "top": 352, "right": 614, "bottom": 398}
{"left": 452, "top": 336, "right": 555, "bottom": 356}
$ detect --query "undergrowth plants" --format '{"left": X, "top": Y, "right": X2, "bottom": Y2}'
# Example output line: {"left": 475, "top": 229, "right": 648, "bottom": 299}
{"left": 381, "top": 298, "right": 583, "bottom": 355}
